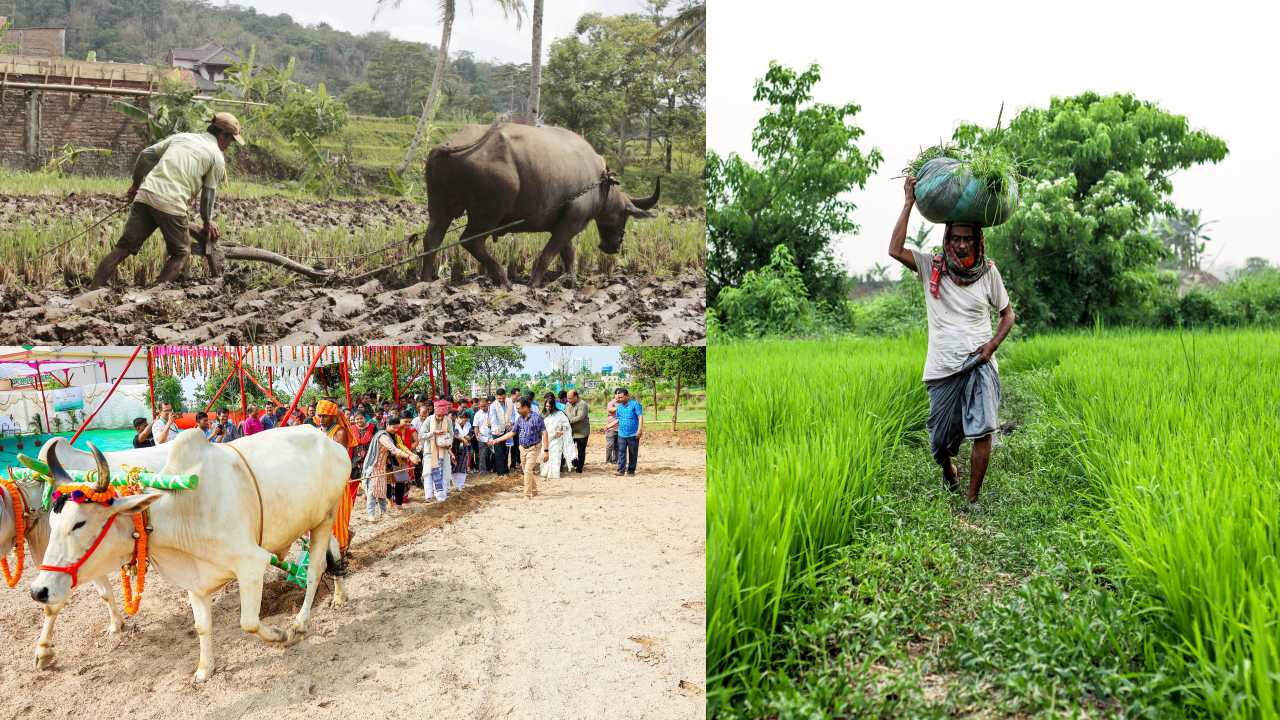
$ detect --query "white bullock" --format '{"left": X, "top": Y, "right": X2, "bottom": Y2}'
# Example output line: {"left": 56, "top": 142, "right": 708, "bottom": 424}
{"left": 29, "top": 424, "right": 351, "bottom": 682}
{"left": 0, "top": 439, "right": 171, "bottom": 669}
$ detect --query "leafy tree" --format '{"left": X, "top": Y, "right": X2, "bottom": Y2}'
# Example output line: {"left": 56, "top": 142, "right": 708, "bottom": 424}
{"left": 359, "top": 39, "right": 435, "bottom": 117}
{"left": 620, "top": 347, "right": 665, "bottom": 414}
{"left": 707, "top": 62, "right": 882, "bottom": 307}
{"left": 152, "top": 371, "right": 184, "bottom": 412}
{"left": 373, "top": 0, "right": 526, "bottom": 175}
{"left": 453, "top": 347, "right": 525, "bottom": 394}
{"left": 712, "top": 244, "right": 823, "bottom": 338}
{"left": 193, "top": 365, "right": 271, "bottom": 412}
{"left": 956, "top": 92, "right": 1228, "bottom": 328}
{"left": 1153, "top": 208, "right": 1215, "bottom": 271}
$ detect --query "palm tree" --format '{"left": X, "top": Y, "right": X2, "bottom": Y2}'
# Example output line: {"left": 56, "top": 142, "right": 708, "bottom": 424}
{"left": 374, "top": 0, "right": 527, "bottom": 176}
{"left": 527, "top": 0, "right": 543, "bottom": 124}
{"left": 653, "top": 1, "right": 704, "bottom": 58}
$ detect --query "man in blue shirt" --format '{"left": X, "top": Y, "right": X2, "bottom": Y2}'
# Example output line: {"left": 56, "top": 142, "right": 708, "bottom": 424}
{"left": 489, "top": 398, "right": 548, "bottom": 499}
{"left": 613, "top": 387, "right": 643, "bottom": 476}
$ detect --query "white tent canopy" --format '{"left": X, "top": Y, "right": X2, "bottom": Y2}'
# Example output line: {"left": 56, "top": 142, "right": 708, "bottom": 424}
{"left": 0, "top": 360, "right": 99, "bottom": 381}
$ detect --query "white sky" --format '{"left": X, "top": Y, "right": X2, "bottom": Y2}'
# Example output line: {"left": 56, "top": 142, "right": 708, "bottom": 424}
{"left": 708, "top": 0, "right": 1280, "bottom": 276}
{"left": 233, "top": 0, "right": 652, "bottom": 65}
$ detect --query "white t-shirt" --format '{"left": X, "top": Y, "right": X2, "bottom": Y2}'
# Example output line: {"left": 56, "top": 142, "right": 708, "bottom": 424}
{"left": 911, "top": 249, "right": 1011, "bottom": 382}
{"left": 136, "top": 132, "right": 226, "bottom": 217}
{"left": 151, "top": 417, "right": 179, "bottom": 444}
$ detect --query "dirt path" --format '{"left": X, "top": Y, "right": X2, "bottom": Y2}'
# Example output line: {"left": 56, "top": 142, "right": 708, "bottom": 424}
{"left": 0, "top": 431, "right": 705, "bottom": 719}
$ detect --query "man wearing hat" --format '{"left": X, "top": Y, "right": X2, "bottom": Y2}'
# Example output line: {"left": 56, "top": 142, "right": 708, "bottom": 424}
{"left": 90, "top": 112, "right": 245, "bottom": 289}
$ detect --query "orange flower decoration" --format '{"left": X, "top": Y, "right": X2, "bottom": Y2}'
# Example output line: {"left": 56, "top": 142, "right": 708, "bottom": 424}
{"left": 117, "top": 483, "right": 148, "bottom": 616}
{"left": 1, "top": 478, "right": 26, "bottom": 588}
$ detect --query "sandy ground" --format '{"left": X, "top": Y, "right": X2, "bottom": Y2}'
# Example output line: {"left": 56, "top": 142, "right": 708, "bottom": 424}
{"left": 0, "top": 193, "right": 706, "bottom": 345}
{"left": 0, "top": 429, "right": 705, "bottom": 720}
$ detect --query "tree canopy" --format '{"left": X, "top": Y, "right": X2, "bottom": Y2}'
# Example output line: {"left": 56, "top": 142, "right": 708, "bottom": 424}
{"left": 707, "top": 62, "right": 882, "bottom": 308}
{"left": 961, "top": 92, "right": 1229, "bottom": 328}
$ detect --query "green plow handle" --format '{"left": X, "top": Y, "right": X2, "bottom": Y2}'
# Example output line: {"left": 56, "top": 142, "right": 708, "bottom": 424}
{"left": 270, "top": 538, "right": 311, "bottom": 588}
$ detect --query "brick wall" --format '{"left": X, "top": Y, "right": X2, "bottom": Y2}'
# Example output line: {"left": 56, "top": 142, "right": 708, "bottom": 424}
{"left": 0, "top": 89, "right": 150, "bottom": 174}
{"left": 0, "top": 27, "right": 65, "bottom": 57}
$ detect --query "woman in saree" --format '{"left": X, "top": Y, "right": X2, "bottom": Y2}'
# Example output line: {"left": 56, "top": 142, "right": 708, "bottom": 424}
{"left": 361, "top": 418, "right": 421, "bottom": 522}
{"left": 541, "top": 392, "right": 576, "bottom": 481}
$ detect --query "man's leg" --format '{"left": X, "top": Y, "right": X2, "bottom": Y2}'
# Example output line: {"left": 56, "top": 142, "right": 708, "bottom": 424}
{"left": 155, "top": 209, "right": 193, "bottom": 284}
{"left": 626, "top": 437, "right": 639, "bottom": 475}
{"left": 511, "top": 443, "right": 521, "bottom": 469}
{"left": 574, "top": 437, "right": 587, "bottom": 472}
{"left": 494, "top": 443, "right": 508, "bottom": 475}
{"left": 522, "top": 449, "right": 537, "bottom": 498}
{"left": 606, "top": 433, "right": 617, "bottom": 464}
{"left": 90, "top": 204, "right": 154, "bottom": 289}
{"left": 967, "top": 434, "right": 993, "bottom": 503}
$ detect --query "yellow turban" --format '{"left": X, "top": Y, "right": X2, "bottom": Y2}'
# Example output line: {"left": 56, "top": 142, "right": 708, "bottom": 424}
{"left": 316, "top": 400, "right": 340, "bottom": 416}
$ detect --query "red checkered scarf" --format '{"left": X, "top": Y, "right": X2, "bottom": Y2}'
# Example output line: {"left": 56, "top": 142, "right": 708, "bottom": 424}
{"left": 928, "top": 225, "right": 993, "bottom": 299}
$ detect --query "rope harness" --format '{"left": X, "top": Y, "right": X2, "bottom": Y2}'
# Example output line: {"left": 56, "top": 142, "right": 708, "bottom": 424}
{"left": 224, "top": 444, "right": 265, "bottom": 547}
{"left": 37, "top": 471, "right": 150, "bottom": 615}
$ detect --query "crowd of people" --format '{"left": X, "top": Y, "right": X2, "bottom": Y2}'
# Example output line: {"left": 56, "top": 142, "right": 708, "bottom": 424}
{"left": 130, "top": 386, "right": 646, "bottom": 517}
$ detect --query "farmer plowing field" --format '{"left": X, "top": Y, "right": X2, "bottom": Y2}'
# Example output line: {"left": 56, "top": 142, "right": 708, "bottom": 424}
{"left": 89, "top": 112, "right": 244, "bottom": 290}
{"left": 889, "top": 174, "right": 1015, "bottom": 507}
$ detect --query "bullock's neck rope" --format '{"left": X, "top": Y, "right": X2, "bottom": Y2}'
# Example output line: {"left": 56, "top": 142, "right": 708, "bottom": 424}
{"left": 223, "top": 444, "right": 265, "bottom": 547}
{"left": 0, "top": 476, "right": 27, "bottom": 588}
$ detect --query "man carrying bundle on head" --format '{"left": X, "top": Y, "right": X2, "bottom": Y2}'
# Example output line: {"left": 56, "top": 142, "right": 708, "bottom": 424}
{"left": 889, "top": 175, "right": 1016, "bottom": 508}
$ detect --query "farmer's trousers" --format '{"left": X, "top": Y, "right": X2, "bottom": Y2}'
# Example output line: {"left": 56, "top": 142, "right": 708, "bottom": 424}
{"left": 617, "top": 436, "right": 639, "bottom": 474}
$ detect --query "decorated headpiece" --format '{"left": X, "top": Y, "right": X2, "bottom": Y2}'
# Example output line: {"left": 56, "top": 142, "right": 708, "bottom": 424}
{"left": 316, "top": 400, "right": 340, "bottom": 416}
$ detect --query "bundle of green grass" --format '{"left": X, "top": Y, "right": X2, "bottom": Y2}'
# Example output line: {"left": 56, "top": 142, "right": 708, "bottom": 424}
{"left": 907, "top": 144, "right": 1020, "bottom": 227}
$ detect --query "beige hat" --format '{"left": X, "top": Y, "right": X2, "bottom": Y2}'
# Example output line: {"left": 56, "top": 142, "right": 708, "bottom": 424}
{"left": 210, "top": 111, "right": 246, "bottom": 145}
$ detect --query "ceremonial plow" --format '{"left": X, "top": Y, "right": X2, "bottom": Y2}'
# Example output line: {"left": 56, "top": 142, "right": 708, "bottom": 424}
{"left": 0, "top": 425, "right": 351, "bottom": 681}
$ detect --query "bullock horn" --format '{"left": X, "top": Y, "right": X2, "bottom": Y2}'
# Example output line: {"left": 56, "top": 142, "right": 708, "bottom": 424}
{"left": 87, "top": 443, "right": 111, "bottom": 492}
{"left": 44, "top": 445, "right": 75, "bottom": 487}
{"left": 630, "top": 177, "right": 660, "bottom": 210}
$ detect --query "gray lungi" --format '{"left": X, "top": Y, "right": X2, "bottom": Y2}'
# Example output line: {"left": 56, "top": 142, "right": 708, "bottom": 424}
{"left": 925, "top": 353, "right": 1001, "bottom": 466}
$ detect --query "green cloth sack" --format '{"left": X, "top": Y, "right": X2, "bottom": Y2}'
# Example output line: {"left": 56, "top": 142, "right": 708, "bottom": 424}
{"left": 913, "top": 157, "right": 1019, "bottom": 227}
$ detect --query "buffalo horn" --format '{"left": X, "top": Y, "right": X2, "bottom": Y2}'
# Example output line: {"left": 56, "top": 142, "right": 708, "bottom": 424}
{"left": 630, "top": 177, "right": 661, "bottom": 210}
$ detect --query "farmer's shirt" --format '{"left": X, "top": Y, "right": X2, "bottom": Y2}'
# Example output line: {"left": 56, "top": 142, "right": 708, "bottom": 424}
{"left": 910, "top": 249, "right": 1010, "bottom": 382}
{"left": 616, "top": 400, "right": 643, "bottom": 438}
{"left": 513, "top": 413, "right": 546, "bottom": 448}
{"left": 135, "top": 132, "right": 226, "bottom": 218}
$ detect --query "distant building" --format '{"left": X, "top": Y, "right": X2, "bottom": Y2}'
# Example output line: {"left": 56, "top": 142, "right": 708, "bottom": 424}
{"left": 166, "top": 41, "right": 240, "bottom": 91}
{"left": 0, "top": 18, "right": 66, "bottom": 57}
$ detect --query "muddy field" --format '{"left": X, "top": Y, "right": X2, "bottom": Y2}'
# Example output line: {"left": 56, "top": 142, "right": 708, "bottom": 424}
{"left": 0, "top": 429, "right": 706, "bottom": 720}
{"left": 0, "top": 193, "right": 706, "bottom": 345}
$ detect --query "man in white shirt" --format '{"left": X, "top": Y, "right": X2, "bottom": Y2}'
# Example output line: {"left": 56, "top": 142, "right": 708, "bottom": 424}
{"left": 90, "top": 113, "right": 244, "bottom": 289}
{"left": 151, "top": 403, "right": 181, "bottom": 445}
{"left": 889, "top": 176, "right": 1016, "bottom": 507}
{"left": 472, "top": 396, "right": 494, "bottom": 473}
{"left": 490, "top": 388, "right": 514, "bottom": 475}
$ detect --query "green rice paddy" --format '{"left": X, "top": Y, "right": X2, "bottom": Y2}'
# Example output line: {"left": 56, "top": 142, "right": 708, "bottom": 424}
{"left": 708, "top": 329, "right": 1280, "bottom": 718}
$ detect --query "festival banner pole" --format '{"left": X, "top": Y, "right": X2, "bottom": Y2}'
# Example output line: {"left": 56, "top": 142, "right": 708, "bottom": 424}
{"left": 204, "top": 346, "right": 248, "bottom": 414}
{"left": 282, "top": 345, "right": 328, "bottom": 423}
{"left": 391, "top": 346, "right": 399, "bottom": 406}
{"left": 146, "top": 346, "right": 155, "bottom": 416}
{"left": 70, "top": 345, "right": 142, "bottom": 444}
{"left": 342, "top": 346, "right": 352, "bottom": 408}
{"left": 33, "top": 360, "right": 51, "bottom": 434}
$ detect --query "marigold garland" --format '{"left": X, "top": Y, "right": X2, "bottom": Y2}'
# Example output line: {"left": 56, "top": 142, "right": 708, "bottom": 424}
{"left": 1, "top": 478, "right": 26, "bottom": 588}
{"left": 116, "top": 480, "right": 148, "bottom": 616}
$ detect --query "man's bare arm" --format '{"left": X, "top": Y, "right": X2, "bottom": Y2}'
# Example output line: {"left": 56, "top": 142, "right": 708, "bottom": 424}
{"left": 977, "top": 305, "right": 1016, "bottom": 363}
{"left": 889, "top": 176, "right": 918, "bottom": 273}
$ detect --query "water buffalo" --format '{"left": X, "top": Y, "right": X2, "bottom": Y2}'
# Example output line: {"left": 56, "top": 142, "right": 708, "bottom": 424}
{"left": 423, "top": 122, "right": 661, "bottom": 288}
